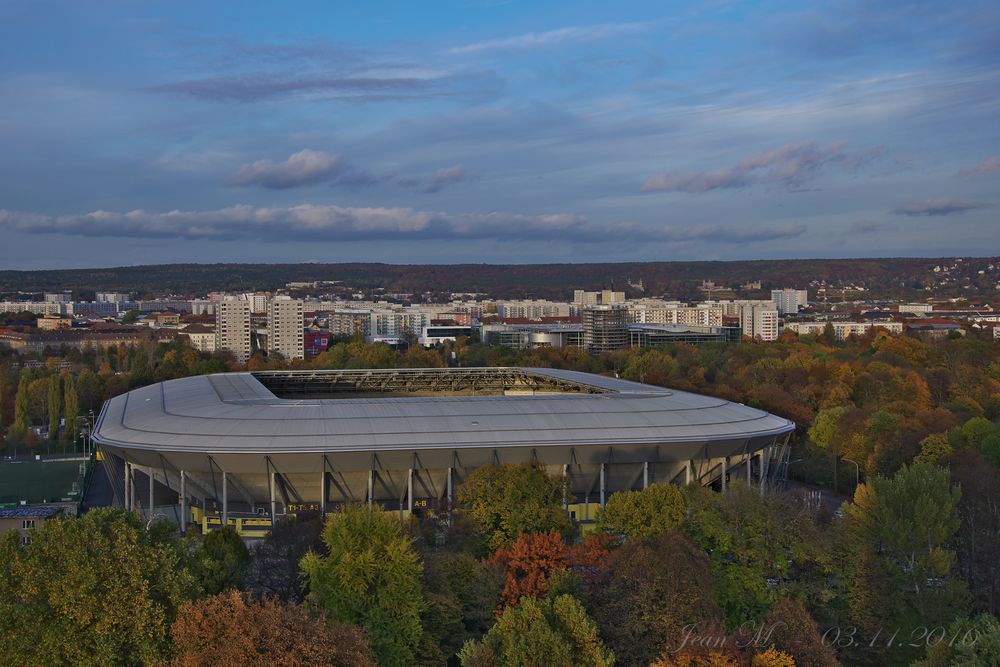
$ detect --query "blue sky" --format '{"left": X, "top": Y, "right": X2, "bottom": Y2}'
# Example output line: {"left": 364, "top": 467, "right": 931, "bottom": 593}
{"left": 0, "top": 0, "right": 997, "bottom": 268}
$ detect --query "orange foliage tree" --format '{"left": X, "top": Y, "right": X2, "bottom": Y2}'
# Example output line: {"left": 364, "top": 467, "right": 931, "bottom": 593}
{"left": 170, "top": 590, "right": 375, "bottom": 667}
{"left": 488, "top": 530, "right": 612, "bottom": 609}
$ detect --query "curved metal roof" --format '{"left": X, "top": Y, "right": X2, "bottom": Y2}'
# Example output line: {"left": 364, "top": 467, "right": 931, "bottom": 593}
{"left": 93, "top": 368, "right": 794, "bottom": 455}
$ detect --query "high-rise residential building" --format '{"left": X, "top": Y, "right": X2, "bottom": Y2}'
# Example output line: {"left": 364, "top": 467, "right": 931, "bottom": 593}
{"left": 740, "top": 303, "right": 779, "bottom": 342}
{"left": 497, "top": 300, "right": 571, "bottom": 320}
{"left": 44, "top": 292, "right": 72, "bottom": 303}
{"left": 770, "top": 288, "right": 808, "bottom": 315}
{"left": 96, "top": 292, "right": 130, "bottom": 303}
{"left": 190, "top": 299, "right": 215, "bottom": 316}
{"left": 628, "top": 300, "right": 723, "bottom": 327}
{"left": 216, "top": 297, "right": 252, "bottom": 363}
{"left": 268, "top": 297, "right": 304, "bottom": 360}
{"left": 573, "top": 289, "right": 625, "bottom": 307}
{"left": 243, "top": 293, "right": 270, "bottom": 314}
{"left": 582, "top": 304, "right": 628, "bottom": 353}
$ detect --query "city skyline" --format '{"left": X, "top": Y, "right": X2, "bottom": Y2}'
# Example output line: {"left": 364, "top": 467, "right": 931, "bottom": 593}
{"left": 1, "top": 0, "right": 998, "bottom": 269}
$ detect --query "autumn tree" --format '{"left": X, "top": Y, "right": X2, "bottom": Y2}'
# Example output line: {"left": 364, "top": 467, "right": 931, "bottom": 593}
{"left": 63, "top": 373, "right": 79, "bottom": 445}
{"left": 301, "top": 505, "right": 424, "bottom": 667}
{"left": 597, "top": 483, "right": 686, "bottom": 541}
{"left": 489, "top": 529, "right": 570, "bottom": 609}
{"left": 588, "top": 531, "right": 724, "bottom": 666}
{"left": 0, "top": 508, "right": 196, "bottom": 666}
{"left": 761, "top": 598, "right": 837, "bottom": 667}
{"left": 459, "top": 594, "right": 613, "bottom": 667}
{"left": 914, "top": 432, "right": 951, "bottom": 464}
{"left": 170, "top": 590, "right": 375, "bottom": 667}
{"left": 13, "top": 370, "right": 29, "bottom": 433}
{"left": 47, "top": 373, "right": 61, "bottom": 441}
{"left": 457, "top": 462, "right": 573, "bottom": 552}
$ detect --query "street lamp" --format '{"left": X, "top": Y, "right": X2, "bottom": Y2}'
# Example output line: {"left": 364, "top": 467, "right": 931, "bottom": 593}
{"left": 842, "top": 457, "right": 861, "bottom": 489}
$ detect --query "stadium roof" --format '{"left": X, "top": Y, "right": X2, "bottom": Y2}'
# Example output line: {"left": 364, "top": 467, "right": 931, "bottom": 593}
{"left": 94, "top": 368, "right": 794, "bottom": 456}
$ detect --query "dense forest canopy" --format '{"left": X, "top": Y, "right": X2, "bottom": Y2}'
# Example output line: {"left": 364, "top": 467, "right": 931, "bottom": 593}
{"left": 1, "top": 257, "right": 997, "bottom": 300}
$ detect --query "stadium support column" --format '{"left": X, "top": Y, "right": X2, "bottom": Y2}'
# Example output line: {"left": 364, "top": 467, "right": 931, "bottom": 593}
{"left": 148, "top": 467, "right": 154, "bottom": 518}
{"left": 407, "top": 468, "right": 414, "bottom": 516}
{"left": 222, "top": 471, "right": 228, "bottom": 527}
{"left": 123, "top": 462, "right": 130, "bottom": 511}
{"left": 721, "top": 458, "right": 727, "bottom": 492}
{"left": 269, "top": 470, "right": 276, "bottom": 527}
{"left": 320, "top": 468, "right": 327, "bottom": 518}
{"left": 367, "top": 470, "right": 374, "bottom": 511}
{"left": 180, "top": 471, "right": 187, "bottom": 533}
{"left": 446, "top": 467, "right": 453, "bottom": 526}
{"left": 747, "top": 451, "right": 752, "bottom": 485}
{"left": 759, "top": 448, "right": 768, "bottom": 493}
{"left": 562, "top": 464, "right": 568, "bottom": 510}
{"left": 599, "top": 463, "right": 606, "bottom": 510}
{"left": 129, "top": 463, "right": 136, "bottom": 512}
{"left": 643, "top": 462, "right": 649, "bottom": 489}
{"left": 686, "top": 460, "right": 692, "bottom": 485}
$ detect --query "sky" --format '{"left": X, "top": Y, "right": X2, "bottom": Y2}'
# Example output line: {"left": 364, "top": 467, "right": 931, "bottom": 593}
{"left": 0, "top": 0, "right": 997, "bottom": 269}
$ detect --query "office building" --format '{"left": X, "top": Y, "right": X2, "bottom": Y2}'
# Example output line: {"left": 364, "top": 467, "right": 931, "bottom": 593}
{"left": 583, "top": 305, "right": 628, "bottom": 353}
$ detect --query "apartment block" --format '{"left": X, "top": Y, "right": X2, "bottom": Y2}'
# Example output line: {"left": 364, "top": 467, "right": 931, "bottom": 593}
{"left": 268, "top": 297, "right": 304, "bottom": 360}
{"left": 216, "top": 297, "right": 252, "bottom": 363}
{"left": 771, "top": 288, "right": 808, "bottom": 315}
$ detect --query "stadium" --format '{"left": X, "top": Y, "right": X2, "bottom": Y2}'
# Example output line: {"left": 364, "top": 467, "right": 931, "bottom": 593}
{"left": 92, "top": 368, "right": 795, "bottom": 534}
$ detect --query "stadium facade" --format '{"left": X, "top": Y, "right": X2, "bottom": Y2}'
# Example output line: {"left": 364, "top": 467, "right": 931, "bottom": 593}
{"left": 92, "top": 368, "right": 795, "bottom": 533}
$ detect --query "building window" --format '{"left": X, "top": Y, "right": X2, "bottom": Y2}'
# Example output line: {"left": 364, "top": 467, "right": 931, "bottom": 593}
{"left": 21, "top": 535, "right": 31, "bottom": 546}
{"left": 21, "top": 519, "right": 35, "bottom": 530}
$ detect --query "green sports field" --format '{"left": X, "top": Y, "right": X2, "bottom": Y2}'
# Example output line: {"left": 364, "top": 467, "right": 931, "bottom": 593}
{"left": 0, "top": 459, "right": 87, "bottom": 505}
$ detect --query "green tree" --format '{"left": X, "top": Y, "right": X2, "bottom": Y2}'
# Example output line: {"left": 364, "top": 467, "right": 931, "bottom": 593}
{"left": 47, "top": 374, "right": 61, "bottom": 441}
{"left": 962, "top": 416, "right": 997, "bottom": 449}
{"left": 981, "top": 432, "right": 1000, "bottom": 467}
{"left": 843, "top": 463, "right": 968, "bottom": 663}
{"left": 457, "top": 462, "right": 573, "bottom": 552}
{"left": 0, "top": 508, "right": 195, "bottom": 666}
{"left": 418, "top": 551, "right": 503, "bottom": 665}
{"left": 597, "top": 483, "right": 686, "bottom": 540}
{"left": 808, "top": 406, "right": 850, "bottom": 450}
{"left": 0, "top": 374, "right": 7, "bottom": 429}
{"left": 684, "top": 483, "right": 829, "bottom": 628}
{"left": 301, "top": 505, "right": 424, "bottom": 667}
{"left": 121, "top": 309, "right": 140, "bottom": 324}
{"left": 63, "top": 373, "right": 79, "bottom": 445}
{"left": 13, "top": 370, "right": 30, "bottom": 433}
{"left": 196, "top": 526, "right": 251, "bottom": 595}
{"left": 459, "top": 594, "right": 613, "bottom": 667}
{"left": 913, "top": 613, "right": 1000, "bottom": 667}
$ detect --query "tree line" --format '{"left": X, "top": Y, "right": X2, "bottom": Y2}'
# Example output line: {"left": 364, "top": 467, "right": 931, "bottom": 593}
{"left": 4, "top": 458, "right": 1000, "bottom": 666}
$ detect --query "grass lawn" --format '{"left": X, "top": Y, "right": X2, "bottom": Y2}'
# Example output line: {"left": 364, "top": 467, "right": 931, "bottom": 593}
{"left": 0, "top": 460, "right": 86, "bottom": 504}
